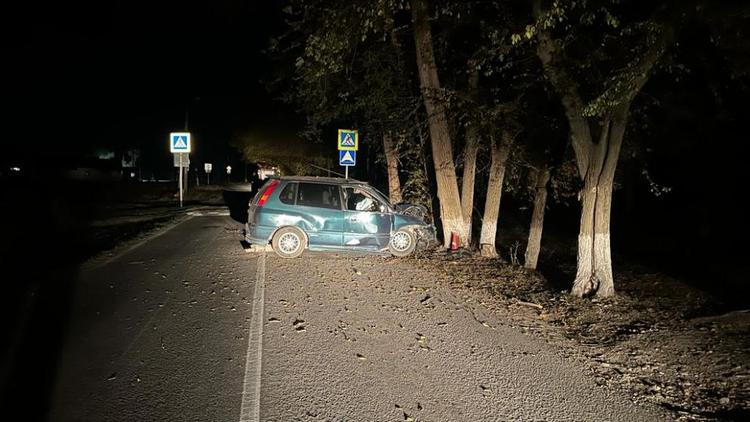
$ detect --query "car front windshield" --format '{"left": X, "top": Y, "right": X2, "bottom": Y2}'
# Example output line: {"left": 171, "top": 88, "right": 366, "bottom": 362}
{"left": 367, "top": 186, "right": 393, "bottom": 209}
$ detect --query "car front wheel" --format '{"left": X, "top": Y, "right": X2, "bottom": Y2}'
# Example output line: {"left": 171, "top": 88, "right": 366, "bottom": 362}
{"left": 272, "top": 227, "right": 307, "bottom": 258}
{"left": 389, "top": 229, "right": 416, "bottom": 257}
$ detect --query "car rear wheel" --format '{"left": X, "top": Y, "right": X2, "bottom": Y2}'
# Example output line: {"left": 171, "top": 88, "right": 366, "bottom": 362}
{"left": 389, "top": 229, "right": 416, "bottom": 257}
{"left": 272, "top": 227, "right": 306, "bottom": 258}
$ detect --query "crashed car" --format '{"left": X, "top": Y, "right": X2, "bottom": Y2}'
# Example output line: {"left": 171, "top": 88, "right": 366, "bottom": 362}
{"left": 246, "top": 176, "right": 436, "bottom": 258}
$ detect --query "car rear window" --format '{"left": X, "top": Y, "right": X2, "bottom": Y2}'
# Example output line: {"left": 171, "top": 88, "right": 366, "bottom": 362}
{"left": 297, "top": 183, "right": 341, "bottom": 210}
{"left": 278, "top": 182, "right": 297, "bottom": 205}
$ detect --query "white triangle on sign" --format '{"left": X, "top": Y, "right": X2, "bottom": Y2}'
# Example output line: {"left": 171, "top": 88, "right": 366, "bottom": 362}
{"left": 174, "top": 137, "right": 187, "bottom": 148}
{"left": 342, "top": 151, "right": 354, "bottom": 163}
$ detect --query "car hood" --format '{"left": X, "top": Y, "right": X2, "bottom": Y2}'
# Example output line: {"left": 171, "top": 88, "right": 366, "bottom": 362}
{"left": 393, "top": 203, "right": 431, "bottom": 225}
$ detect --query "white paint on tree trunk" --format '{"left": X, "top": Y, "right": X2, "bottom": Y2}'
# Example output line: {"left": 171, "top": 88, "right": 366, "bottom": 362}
{"left": 593, "top": 233, "right": 614, "bottom": 297}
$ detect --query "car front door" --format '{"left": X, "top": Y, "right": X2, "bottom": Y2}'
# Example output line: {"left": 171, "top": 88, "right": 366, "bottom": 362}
{"left": 342, "top": 186, "right": 392, "bottom": 249}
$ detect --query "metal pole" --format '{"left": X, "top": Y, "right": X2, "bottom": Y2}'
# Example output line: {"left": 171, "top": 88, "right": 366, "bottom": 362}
{"left": 345, "top": 166, "right": 349, "bottom": 179}
{"left": 179, "top": 154, "right": 184, "bottom": 207}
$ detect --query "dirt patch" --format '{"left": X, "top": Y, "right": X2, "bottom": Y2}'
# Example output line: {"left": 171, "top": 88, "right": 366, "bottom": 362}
{"left": 412, "top": 251, "right": 750, "bottom": 421}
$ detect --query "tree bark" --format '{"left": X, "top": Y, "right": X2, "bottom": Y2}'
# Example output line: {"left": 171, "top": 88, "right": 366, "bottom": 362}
{"left": 524, "top": 166, "right": 551, "bottom": 270}
{"left": 479, "top": 132, "right": 511, "bottom": 257}
{"left": 382, "top": 132, "right": 402, "bottom": 204}
{"left": 411, "top": 0, "right": 467, "bottom": 247}
{"left": 460, "top": 69, "right": 480, "bottom": 246}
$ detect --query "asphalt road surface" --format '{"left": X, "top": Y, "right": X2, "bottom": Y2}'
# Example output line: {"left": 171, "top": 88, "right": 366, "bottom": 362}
{"left": 50, "top": 215, "right": 669, "bottom": 421}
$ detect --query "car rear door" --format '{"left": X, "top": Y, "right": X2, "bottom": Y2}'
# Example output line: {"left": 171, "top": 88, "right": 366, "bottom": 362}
{"left": 294, "top": 182, "right": 344, "bottom": 247}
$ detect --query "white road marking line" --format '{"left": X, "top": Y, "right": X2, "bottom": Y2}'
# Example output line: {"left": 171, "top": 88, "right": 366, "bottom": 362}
{"left": 239, "top": 252, "right": 266, "bottom": 422}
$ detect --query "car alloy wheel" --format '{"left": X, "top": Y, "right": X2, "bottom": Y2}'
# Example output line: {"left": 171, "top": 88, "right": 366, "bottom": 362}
{"left": 391, "top": 231, "right": 412, "bottom": 252}
{"left": 278, "top": 232, "right": 300, "bottom": 254}
{"left": 272, "top": 226, "right": 307, "bottom": 258}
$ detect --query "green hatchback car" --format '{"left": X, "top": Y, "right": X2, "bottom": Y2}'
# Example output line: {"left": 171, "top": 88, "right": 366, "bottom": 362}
{"left": 246, "top": 176, "right": 436, "bottom": 258}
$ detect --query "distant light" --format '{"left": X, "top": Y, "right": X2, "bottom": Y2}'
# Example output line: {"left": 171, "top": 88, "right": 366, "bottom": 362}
{"left": 10, "top": 166, "right": 21, "bottom": 172}
{"left": 226, "top": 165, "right": 232, "bottom": 174}
{"left": 130, "top": 172, "right": 136, "bottom": 178}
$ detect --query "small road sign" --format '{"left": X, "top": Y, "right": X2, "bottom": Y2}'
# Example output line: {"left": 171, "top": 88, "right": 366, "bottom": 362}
{"left": 339, "top": 150, "right": 356, "bottom": 166}
{"left": 170, "top": 132, "right": 191, "bottom": 153}
{"left": 337, "top": 129, "right": 358, "bottom": 151}
{"left": 204, "top": 163, "right": 213, "bottom": 173}
{"left": 174, "top": 153, "right": 190, "bottom": 167}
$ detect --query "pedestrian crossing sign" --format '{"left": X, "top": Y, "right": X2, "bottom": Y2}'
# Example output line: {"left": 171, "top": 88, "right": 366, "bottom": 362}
{"left": 339, "top": 150, "right": 356, "bottom": 166}
{"left": 337, "top": 129, "right": 358, "bottom": 151}
{"left": 170, "top": 132, "right": 191, "bottom": 153}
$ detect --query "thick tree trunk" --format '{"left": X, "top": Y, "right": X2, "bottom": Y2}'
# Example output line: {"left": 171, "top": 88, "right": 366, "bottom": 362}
{"left": 411, "top": 0, "right": 467, "bottom": 247}
{"left": 479, "top": 132, "right": 511, "bottom": 257}
{"left": 460, "top": 69, "right": 480, "bottom": 246}
{"left": 524, "top": 167, "right": 550, "bottom": 270}
{"left": 571, "top": 107, "right": 627, "bottom": 297}
{"left": 382, "top": 132, "right": 402, "bottom": 204}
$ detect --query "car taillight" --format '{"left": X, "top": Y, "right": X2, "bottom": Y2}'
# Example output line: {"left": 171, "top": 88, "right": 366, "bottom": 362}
{"left": 257, "top": 180, "right": 280, "bottom": 206}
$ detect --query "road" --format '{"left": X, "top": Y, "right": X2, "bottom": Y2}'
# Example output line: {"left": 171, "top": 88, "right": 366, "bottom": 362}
{"left": 50, "top": 215, "right": 669, "bottom": 421}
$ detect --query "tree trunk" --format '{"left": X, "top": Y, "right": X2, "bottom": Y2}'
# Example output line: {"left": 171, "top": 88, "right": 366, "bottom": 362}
{"left": 461, "top": 129, "right": 479, "bottom": 245}
{"left": 411, "top": 0, "right": 467, "bottom": 247}
{"left": 479, "top": 132, "right": 511, "bottom": 257}
{"left": 460, "top": 69, "right": 480, "bottom": 246}
{"left": 382, "top": 132, "right": 402, "bottom": 204}
{"left": 570, "top": 107, "right": 628, "bottom": 297}
{"left": 524, "top": 166, "right": 550, "bottom": 270}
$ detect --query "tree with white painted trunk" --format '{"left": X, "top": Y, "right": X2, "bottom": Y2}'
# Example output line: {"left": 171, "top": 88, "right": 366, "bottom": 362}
{"left": 479, "top": 131, "right": 512, "bottom": 258}
{"left": 531, "top": 0, "right": 677, "bottom": 296}
{"left": 524, "top": 166, "right": 550, "bottom": 270}
{"left": 410, "top": 0, "right": 469, "bottom": 247}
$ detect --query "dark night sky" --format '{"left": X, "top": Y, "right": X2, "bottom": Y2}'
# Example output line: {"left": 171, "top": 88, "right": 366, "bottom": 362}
{"left": 5, "top": 0, "right": 287, "bottom": 164}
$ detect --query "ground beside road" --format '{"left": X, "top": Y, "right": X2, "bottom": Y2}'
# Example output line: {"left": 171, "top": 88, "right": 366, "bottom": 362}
{"left": 415, "top": 253, "right": 750, "bottom": 421}
{"left": 51, "top": 215, "right": 670, "bottom": 421}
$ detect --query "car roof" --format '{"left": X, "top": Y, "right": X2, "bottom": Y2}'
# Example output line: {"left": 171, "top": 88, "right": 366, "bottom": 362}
{"left": 277, "top": 176, "right": 369, "bottom": 186}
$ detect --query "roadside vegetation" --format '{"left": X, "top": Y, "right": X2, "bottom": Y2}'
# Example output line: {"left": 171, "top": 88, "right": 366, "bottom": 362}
{"left": 260, "top": 0, "right": 748, "bottom": 296}
{"left": 254, "top": 2, "right": 750, "bottom": 417}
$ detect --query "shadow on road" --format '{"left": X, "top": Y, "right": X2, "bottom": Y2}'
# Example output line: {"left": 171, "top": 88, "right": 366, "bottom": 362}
{"left": 222, "top": 189, "right": 253, "bottom": 224}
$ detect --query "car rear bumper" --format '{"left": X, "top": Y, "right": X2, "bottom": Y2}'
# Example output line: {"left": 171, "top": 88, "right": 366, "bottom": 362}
{"left": 246, "top": 224, "right": 275, "bottom": 245}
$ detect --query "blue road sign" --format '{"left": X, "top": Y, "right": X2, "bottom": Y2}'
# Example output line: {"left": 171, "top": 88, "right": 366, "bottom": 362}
{"left": 339, "top": 150, "right": 356, "bottom": 166}
{"left": 170, "top": 132, "right": 191, "bottom": 153}
{"left": 337, "top": 129, "right": 358, "bottom": 151}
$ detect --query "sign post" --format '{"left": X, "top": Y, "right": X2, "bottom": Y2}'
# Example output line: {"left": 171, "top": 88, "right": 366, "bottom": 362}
{"left": 337, "top": 129, "right": 358, "bottom": 179}
{"left": 170, "top": 132, "right": 191, "bottom": 207}
{"left": 204, "top": 163, "right": 213, "bottom": 185}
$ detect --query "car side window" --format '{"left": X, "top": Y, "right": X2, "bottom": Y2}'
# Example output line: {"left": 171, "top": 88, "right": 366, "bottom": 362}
{"left": 278, "top": 182, "right": 297, "bottom": 205}
{"left": 297, "top": 183, "right": 341, "bottom": 210}
{"left": 343, "top": 187, "right": 381, "bottom": 212}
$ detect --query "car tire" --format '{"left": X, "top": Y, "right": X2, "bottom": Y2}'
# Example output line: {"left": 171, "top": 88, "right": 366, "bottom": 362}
{"left": 389, "top": 229, "right": 417, "bottom": 257}
{"left": 272, "top": 226, "right": 307, "bottom": 258}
